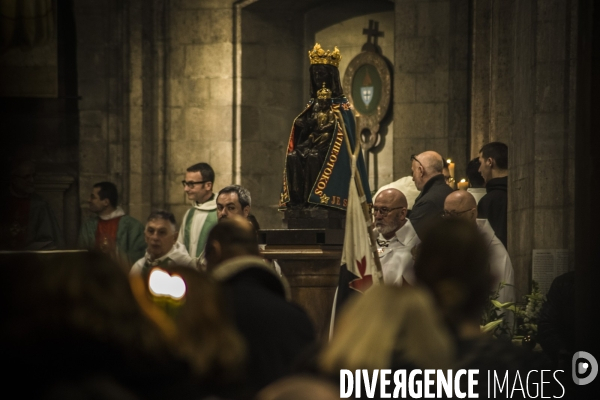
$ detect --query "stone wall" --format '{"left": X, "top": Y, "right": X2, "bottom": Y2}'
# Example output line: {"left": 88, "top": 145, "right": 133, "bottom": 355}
{"left": 239, "top": 3, "right": 304, "bottom": 229}
{"left": 75, "top": 0, "right": 237, "bottom": 228}
{"left": 394, "top": 0, "right": 470, "bottom": 179}
{"left": 0, "top": 40, "right": 58, "bottom": 98}
{"left": 167, "top": 0, "right": 236, "bottom": 222}
{"left": 1, "top": 0, "right": 80, "bottom": 247}
{"left": 472, "top": 0, "right": 577, "bottom": 298}
{"left": 316, "top": 11, "right": 395, "bottom": 192}
{"left": 471, "top": 0, "right": 515, "bottom": 155}
{"left": 512, "top": 0, "right": 576, "bottom": 297}
{"left": 76, "top": 0, "right": 141, "bottom": 221}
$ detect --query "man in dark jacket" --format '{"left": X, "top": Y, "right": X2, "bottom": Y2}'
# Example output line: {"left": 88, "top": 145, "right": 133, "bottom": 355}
{"left": 205, "top": 217, "right": 316, "bottom": 397}
{"left": 414, "top": 219, "right": 555, "bottom": 398}
{"left": 409, "top": 151, "right": 454, "bottom": 238}
{"left": 477, "top": 142, "right": 508, "bottom": 248}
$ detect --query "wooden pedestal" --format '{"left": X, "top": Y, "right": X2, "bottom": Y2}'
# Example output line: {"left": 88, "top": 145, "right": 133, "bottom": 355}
{"left": 259, "top": 229, "right": 343, "bottom": 340}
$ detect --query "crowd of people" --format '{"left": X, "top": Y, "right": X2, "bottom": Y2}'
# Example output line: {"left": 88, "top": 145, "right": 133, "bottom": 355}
{"left": 1, "top": 144, "right": 580, "bottom": 398}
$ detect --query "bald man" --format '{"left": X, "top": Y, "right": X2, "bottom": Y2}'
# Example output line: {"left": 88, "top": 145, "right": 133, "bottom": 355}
{"left": 373, "top": 189, "right": 420, "bottom": 285}
{"left": 205, "top": 217, "right": 315, "bottom": 394}
{"left": 443, "top": 190, "right": 515, "bottom": 305}
{"left": 409, "top": 151, "right": 454, "bottom": 237}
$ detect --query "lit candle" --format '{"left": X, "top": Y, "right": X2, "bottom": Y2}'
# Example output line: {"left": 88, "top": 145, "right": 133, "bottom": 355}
{"left": 447, "top": 159, "right": 455, "bottom": 179}
{"left": 148, "top": 268, "right": 187, "bottom": 317}
{"left": 149, "top": 269, "right": 186, "bottom": 300}
{"left": 458, "top": 179, "right": 469, "bottom": 190}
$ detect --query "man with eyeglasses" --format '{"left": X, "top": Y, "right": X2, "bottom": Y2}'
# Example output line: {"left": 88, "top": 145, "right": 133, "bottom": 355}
{"left": 410, "top": 151, "right": 454, "bottom": 238}
{"left": 443, "top": 190, "right": 514, "bottom": 305}
{"left": 373, "top": 188, "right": 420, "bottom": 285}
{"left": 178, "top": 162, "right": 218, "bottom": 259}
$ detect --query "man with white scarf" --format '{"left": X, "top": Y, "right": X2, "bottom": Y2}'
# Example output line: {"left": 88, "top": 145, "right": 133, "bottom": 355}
{"left": 443, "top": 190, "right": 515, "bottom": 305}
{"left": 178, "top": 162, "right": 218, "bottom": 259}
{"left": 373, "top": 188, "right": 421, "bottom": 286}
{"left": 78, "top": 181, "right": 146, "bottom": 265}
{"left": 131, "top": 210, "right": 196, "bottom": 275}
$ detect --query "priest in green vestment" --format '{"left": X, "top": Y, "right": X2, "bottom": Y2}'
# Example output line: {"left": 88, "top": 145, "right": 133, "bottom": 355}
{"left": 78, "top": 182, "right": 146, "bottom": 266}
{"left": 178, "top": 163, "right": 218, "bottom": 258}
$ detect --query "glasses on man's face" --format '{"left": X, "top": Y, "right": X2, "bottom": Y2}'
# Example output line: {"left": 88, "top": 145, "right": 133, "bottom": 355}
{"left": 181, "top": 180, "right": 207, "bottom": 189}
{"left": 442, "top": 208, "right": 475, "bottom": 218}
{"left": 411, "top": 154, "right": 424, "bottom": 168}
{"left": 372, "top": 206, "right": 405, "bottom": 217}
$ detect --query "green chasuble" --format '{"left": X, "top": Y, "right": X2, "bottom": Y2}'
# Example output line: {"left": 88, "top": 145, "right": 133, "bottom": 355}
{"left": 178, "top": 194, "right": 218, "bottom": 258}
{"left": 78, "top": 214, "right": 146, "bottom": 265}
{"left": 183, "top": 208, "right": 218, "bottom": 257}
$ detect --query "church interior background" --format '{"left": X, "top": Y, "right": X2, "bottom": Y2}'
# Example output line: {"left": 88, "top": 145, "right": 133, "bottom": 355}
{"left": 2, "top": 0, "right": 599, "bottom": 348}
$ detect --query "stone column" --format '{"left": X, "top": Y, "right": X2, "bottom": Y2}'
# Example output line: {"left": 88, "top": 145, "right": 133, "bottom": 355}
{"left": 469, "top": 0, "right": 576, "bottom": 298}
{"left": 510, "top": 0, "right": 576, "bottom": 298}
{"left": 75, "top": 0, "right": 169, "bottom": 223}
{"left": 237, "top": 3, "right": 304, "bottom": 228}
{"left": 394, "top": 0, "right": 470, "bottom": 178}
{"left": 470, "top": 0, "right": 516, "bottom": 156}
{"left": 167, "top": 0, "right": 236, "bottom": 222}
{"left": 76, "top": 0, "right": 126, "bottom": 219}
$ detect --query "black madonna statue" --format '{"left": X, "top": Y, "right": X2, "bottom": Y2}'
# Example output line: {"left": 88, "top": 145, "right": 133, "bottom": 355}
{"left": 279, "top": 43, "right": 371, "bottom": 211}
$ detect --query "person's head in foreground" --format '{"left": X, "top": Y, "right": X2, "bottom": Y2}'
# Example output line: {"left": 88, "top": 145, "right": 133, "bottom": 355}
{"left": 1, "top": 251, "right": 190, "bottom": 397}
{"left": 413, "top": 218, "right": 492, "bottom": 337}
{"left": 256, "top": 376, "right": 340, "bottom": 400}
{"left": 152, "top": 264, "right": 246, "bottom": 383}
{"left": 204, "top": 216, "right": 260, "bottom": 271}
{"left": 319, "top": 285, "right": 454, "bottom": 373}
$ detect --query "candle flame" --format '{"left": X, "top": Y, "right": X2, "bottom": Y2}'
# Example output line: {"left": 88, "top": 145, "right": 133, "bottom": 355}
{"left": 460, "top": 179, "right": 466, "bottom": 183}
{"left": 447, "top": 159, "right": 452, "bottom": 163}
{"left": 148, "top": 268, "right": 186, "bottom": 300}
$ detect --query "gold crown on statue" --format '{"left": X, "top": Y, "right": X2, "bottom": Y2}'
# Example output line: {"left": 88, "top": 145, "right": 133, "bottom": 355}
{"left": 308, "top": 43, "right": 342, "bottom": 68}
{"left": 317, "top": 82, "right": 332, "bottom": 100}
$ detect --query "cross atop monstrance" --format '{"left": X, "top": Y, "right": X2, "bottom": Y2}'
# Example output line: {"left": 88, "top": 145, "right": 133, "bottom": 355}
{"left": 362, "top": 19, "right": 384, "bottom": 53}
